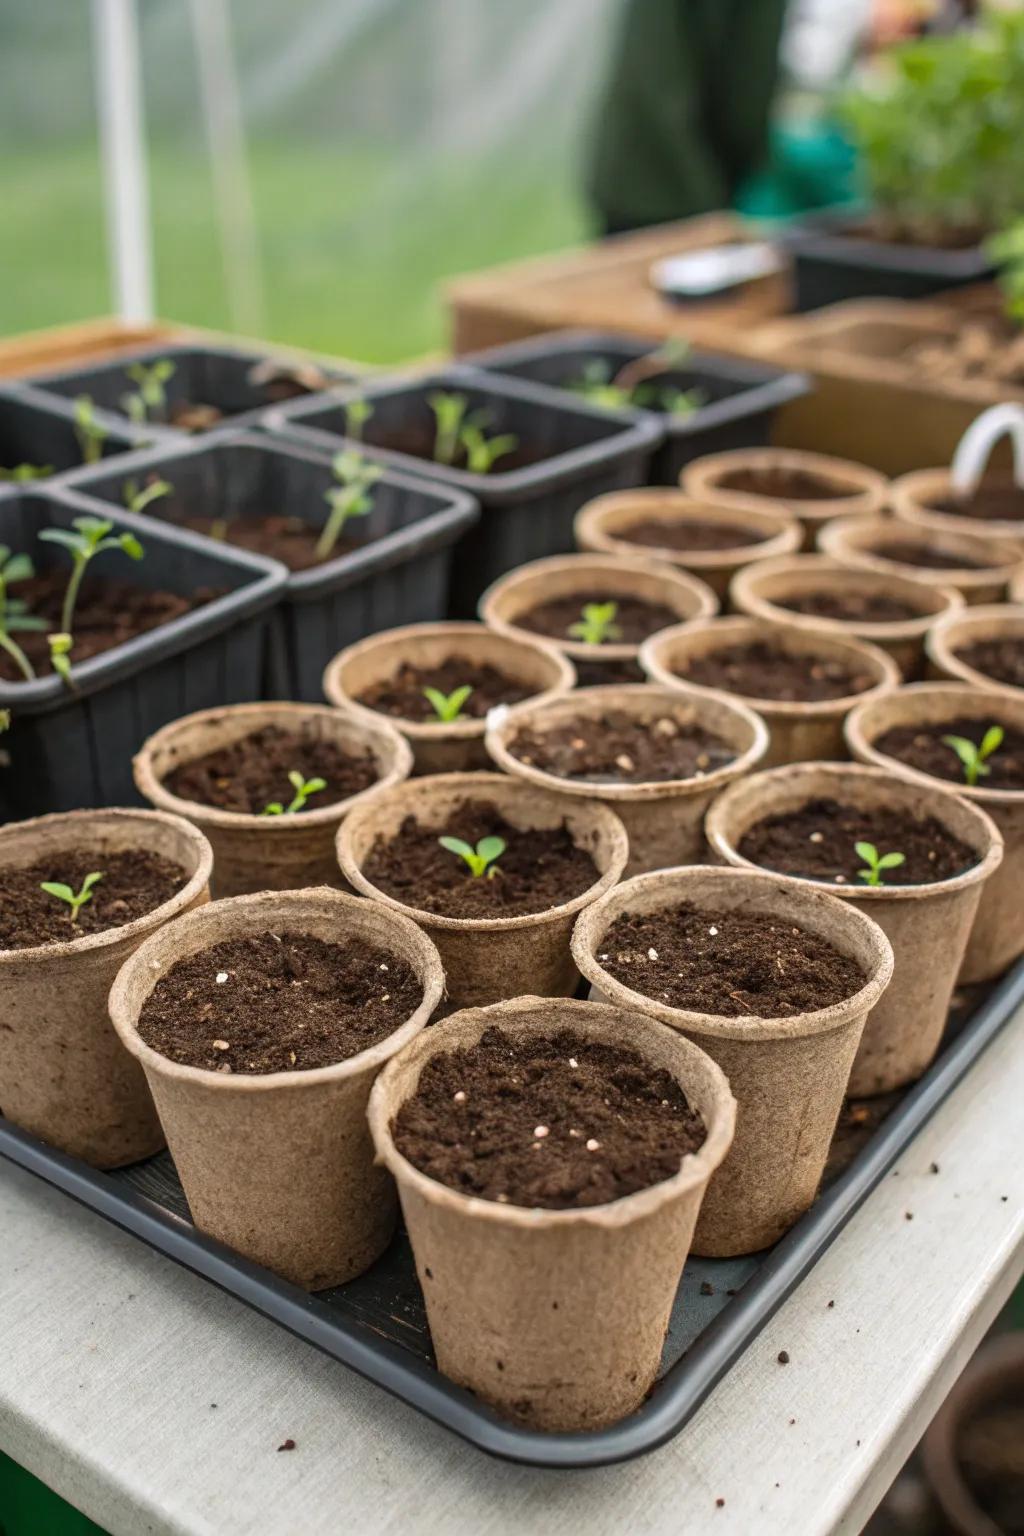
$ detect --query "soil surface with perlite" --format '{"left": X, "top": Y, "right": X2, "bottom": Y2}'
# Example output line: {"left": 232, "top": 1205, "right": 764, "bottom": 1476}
{"left": 617, "top": 517, "right": 765, "bottom": 553}
{"left": 391, "top": 1025, "right": 706, "bottom": 1210}
{"left": 955, "top": 637, "right": 1024, "bottom": 691}
{"left": 508, "top": 711, "right": 734, "bottom": 784}
{"left": 599, "top": 904, "right": 865, "bottom": 1017}
{"left": 356, "top": 659, "right": 535, "bottom": 722}
{"left": 874, "top": 718, "right": 1024, "bottom": 791}
{"left": 162, "top": 725, "right": 378, "bottom": 815}
{"left": 361, "top": 801, "right": 599, "bottom": 919}
{"left": 737, "top": 799, "right": 977, "bottom": 886}
{"left": 136, "top": 932, "right": 421, "bottom": 1073}
{"left": 715, "top": 465, "right": 859, "bottom": 503}
{"left": 778, "top": 590, "right": 924, "bottom": 624}
{"left": 0, "top": 850, "right": 187, "bottom": 950}
{"left": 674, "top": 640, "right": 874, "bottom": 703}
{"left": 515, "top": 594, "right": 680, "bottom": 645}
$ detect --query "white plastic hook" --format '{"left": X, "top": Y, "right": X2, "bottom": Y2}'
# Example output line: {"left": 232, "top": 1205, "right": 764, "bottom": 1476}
{"left": 950, "top": 403, "right": 1024, "bottom": 495}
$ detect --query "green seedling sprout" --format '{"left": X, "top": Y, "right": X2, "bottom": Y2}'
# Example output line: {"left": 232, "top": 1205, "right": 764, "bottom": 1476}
{"left": 438, "top": 834, "right": 505, "bottom": 878}
{"left": 122, "top": 477, "right": 173, "bottom": 515}
{"left": 568, "top": 601, "right": 621, "bottom": 646}
{"left": 855, "top": 841, "right": 906, "bottom": 887}
{"left": 422, "top": 684, "right": 473, "bottom": 722}
{"left": 0, "top": 708, "right": 9, "bottom": 733}
{"left": 38, "top": 514, "right": 145, "bottom": 641}
{"left": 47, "top": 632, "right": 72, "bottom": 684}
{"left": 0, "top": 463, "right": 53, "bottom": 482}
{"left": 0, "top": 547, "right": 46, "bottom": 683}
{"left": 428, "top": 391, "right": 469, "bottom": 465}
{"left": 73, "top": 395, "right": 108, "bottom": 466}
{"left": 121, "top": 359, "right": 176, "bottom": 424}
{"left": 39, "top": 870, "right": 103, "bottom": 923}
{"left": 261, "top": 770, "right": 328, "bottom": 816}
{"left": 942, "top": 725, "right": 1005, "bottom": 787}
{"left": 344, "top": 397, "right": 374, "bottom": 441}
{"left": 315, "top": 450, "right": 383, "bottom": 561}
{"left": 570, "top": 359, "right": 632, "bottom": 411}
{"left": 458, "top": 421, "right": 518, "bottom": 474}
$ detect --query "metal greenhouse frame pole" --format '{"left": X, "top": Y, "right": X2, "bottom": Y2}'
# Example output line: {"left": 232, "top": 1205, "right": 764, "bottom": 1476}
{"left": 91, "top": 0, "right": 155, "bottom": 323}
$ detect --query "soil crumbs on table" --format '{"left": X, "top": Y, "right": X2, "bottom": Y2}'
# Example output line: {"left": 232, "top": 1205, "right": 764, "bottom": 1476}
{"left": 872, "top": 539, "right": 988, "bottom": 572}
{"left": 874, "top": 718, "right": 1024, "bottom": 791}
{"left": 618, "top": 516, "right": 764, "bottom": 553}
{"left": 180, "top": 514, "right": 364, "bottom": 572}
{"left": 0, "top": 571, "right": 218, "bottom": 681}
{"left": 955, "top": 637, "right": 1024, "bottom": 690}
{"left": 137, "top": 932, "right": 421, "bottom": 1072}
{"left": 676, "top": 640, "right": 874, "bottom": 703}
{"left": 716, "top": 465, "right": 860, "bottom": 502}
{"left": 599, "top": 904, "right": 865, "bottom": 1017}
{"left": 778, "top": 589, "right": 925, "bottom": 624}
{"left": 356, "top": 658, "right": 535, "bottom": 722}
{"left": 738, "top": 798, "right": 977, "bottom": 885}
{"left": 163, "top": 725, "right": 378, "bottom": 815}
{"left": 392, "top": 1025, "right": 705, "bottom": 1209}
{"left": 509, "top": 710, "right": 735, "bottom": 784}
{"left": 361, "top": 800, "right": 598, "bottom": 918}
{"left": 515, "top": 593, "right": 680, "bottom": 645}
{"left": 0, "top": 850, "right": 188, "bottom": 949}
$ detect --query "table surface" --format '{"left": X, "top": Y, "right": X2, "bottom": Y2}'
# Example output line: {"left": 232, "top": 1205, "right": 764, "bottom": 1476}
{"left": 2, "top": 1006, "right": 1021, "bottom": 1536}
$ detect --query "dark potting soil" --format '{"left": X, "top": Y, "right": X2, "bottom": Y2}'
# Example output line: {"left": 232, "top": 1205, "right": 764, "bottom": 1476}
{"left": 391, "top": 1025, "right": 706, "bottom": 1210}
{"left": 873, "top": 718, "right": 1024, "bottom": 791}
{"left": 162, "top": 725, "right": 378, "bottom": 815}
{"left": 737, "top": 798, "right": 977, "bottom": 886}
{"left": 355, "top": 658, "right": 535, "bottom": 723}
{"left": 180, "top": 514, "right": 363, "bottom": 573}
{"left": 360, "top": 801, "right": 599, "bottom": 919}
{"left": 598, "top": 903, "right": 866, "bottom": 1017}
{"left": 617, "top": 516, "right": 764, "bottom": 553}
{"left": 871, "top": 539, "right": 989, "bottom": 573}
{"left": 955, "top": 636, "right": 1024, "bottom": 690}
{"left": 514, "top": 594, "right": 680, "bottom": 646}
{"left": 715, "top": 465, "right": 860, "bottom": 503}
{"left": 0, "top": 849, "right": 188, "bottom": 950}
{"left": 675, "top": 640, "right": 874, "bottom": 703}
{"left": 369, "top": 424, "right": 542, "bottom": 473}
{"left": 508, "top": 710, "right": 735, "bottom": 784}
{"left": 0, "top": 570, "right": 218, "bottom": 682}
{"left": 778, "top": 589, "right": 925, "bottom": 624}
{"left": 932, "top": 479, "right": 1024, "bottom": 523}
{"left": 136, "top": 932, "right": 421, "bottom": 1073}
{"left": 572, "top": 656, "right": 646, "bottom": 688}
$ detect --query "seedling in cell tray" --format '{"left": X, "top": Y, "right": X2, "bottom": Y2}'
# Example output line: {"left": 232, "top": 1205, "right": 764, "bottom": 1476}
{"left": 123, "top": 477, "right": 173, "bottom": 516}
{"left": 38, "top": 515, "right": 145, "bottom": 685}
{"left": 0, "top": 463, "right": 53, "bottom": 482}
{"left": 942, "top": 725, "right": 1004, "bottom": 786}
{"left": 344, "top": 398, "right": 374, "bottom": 442}
{"left": 422, "top": 684, "right": 473, "bottom": 723}
{"left": 73, "top": 396, "right": 108, "bottom": 466}
{"left": 568, "top": 601, "right": 621, "bottom": 646}
{"left": 0, "top": 547, "right": 47, "bottom": 683}
{"left": 315, "top": 451, "right": 383, "bottom": 561}
{"left": 121, "top": 359, "right": 176, "bottom": 425}
{"left": 855, "top": 840, "right": 906, "bottom": 887}
{"left": 428, "top": 391, "right": 470, "bottom": 466}
{"left": 261, "top": 771, "right": 328, "bottom": 816}
{"left": 458, "top": 420, "right": 518, "bottom": 474}
{"left": 438, "top": 834, "right": 505, "bottom": 878}
{"left": 39, "top": 870, "right": 104, "bottom": 924}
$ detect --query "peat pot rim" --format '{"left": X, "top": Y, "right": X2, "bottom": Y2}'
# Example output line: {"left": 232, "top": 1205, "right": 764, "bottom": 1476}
{"left": 639, "top": 615, "right": 901, "bottom": 720}
{"left": 891, "top": 466, "right": 1024, "bottom": 541}
{"left": 730, "top": 553, "right": 963, "bottom": 643}
{"left": 107, "top": 885, "right": 444, "bottom": 1092}
{"left": 573, "top": 488, "right": 802, "bottom": 572}
{"left": 0, "top": 807, "right": 213, "bottom": 966}
{"left": 570, "top": 864, "right": 894, "bottom": 1042}
{"left": 335, "top": 770, "right": 629, "bottom": 933}
{"left": 705, "top": 760, "right": 1004, "bottom": 903}
{"left": 845, "top": 680, "right": 1024, "bottom": 806}
{"left": 367, "top": 993, "right": 737, "bottom": 1231}
{"left": 321, "top": 621, "right": 575, "bottom": 745}
{"left": 133, "top": 700, "right": 413, "bottom": 832}
{"left": 926, "top": 603, "right": 1024, "bottom": 692}
{"left": 817, "top": 513, "right": 1024, "bottom": 593}
{"left": 683, "top": 445, "right": 889, "bottom": 521}
{"left": 484, "top": 683, "right": 769, "bottom": 802}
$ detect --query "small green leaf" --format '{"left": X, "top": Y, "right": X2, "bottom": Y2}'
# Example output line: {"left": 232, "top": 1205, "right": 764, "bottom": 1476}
{"left": 39, "top": 881, "right": 74, "bottom": 902}
{"left": 854, "top": 841, "right": 878, "bottom": 865}
{"left": 876, "top": 852, "right": 907, "bottom": 870}
{"left": 438, "top": 835, "right": 474, "bottom": 859}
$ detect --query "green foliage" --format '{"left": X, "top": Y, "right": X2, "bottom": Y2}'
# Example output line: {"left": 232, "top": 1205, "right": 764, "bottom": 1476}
{"left": 315, "top": 450, "right": 382, "bottom": 560}
{"left": 38, "top": 514, "right": 145, "bottom": 654}
{"left": 567, "top": 601, "right": 621, "bottom": 646}
{"left": 422, "top": 683, "right": 473, "bottom": 722}
{"left": 942, "top": 726, "right": 1004, "bottom": 787}
{"left": 39, "top": 869, "right": 103, "bottom": 922}
{"left": 458, "top": 420, "right": 518, "bottom": 473}
{"left": 438, "top": 833, "right": 505, "bottom": 878}
{"left": 262, "top": 770, "right": 327, "bottom": 816}
{"left": 855, "top": 840, "right": 906, "bottom": 887}
{"left": 569, "top": 340, "right": 704, "bottom": 417}
{"left": 0, "top": 546, "right": 45, "bottom": 682}
{"left": 427, "top": 391, "right": 469, "bottom": 465}
{"left": 344, "top": 397, "right": 374, "bottom": 441}
{"left": 987, "top": 219, "right": 1024, "bottom": 324}
{"left": 122, "top": 477, "right": 173, "bottom": 515}
{"left": 73, "top": 395, "right": 107, "bottom": 465}
{"left": 0, "top": 463, "right": 53, "bottom": 481}
{"left": 47, "top": 631, "right": 72, "bottom": 684}
{"left": 121, "top": 358, "right": 175, "bottom": 423}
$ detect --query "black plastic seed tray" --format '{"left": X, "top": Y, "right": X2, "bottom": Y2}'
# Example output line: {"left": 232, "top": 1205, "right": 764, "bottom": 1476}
{"left": 1, "top": 959, "right": 1020, "bottom": 1468}
{"left": 782, "top": 211, "right": 994, "bottom": 312}
{"left": 0, "top": 381, "right": 158, "bottom": 477}
{"left": 462, "top": 330, "right": 811, "bottom": 485}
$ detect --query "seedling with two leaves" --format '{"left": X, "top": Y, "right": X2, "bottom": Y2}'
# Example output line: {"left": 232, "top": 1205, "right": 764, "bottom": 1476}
{"left": 0, "top": 547, "right": 47, "bottom": 682}
{"left": 344, "top": 398, "right": 374, "bottom": 441}
{"left": 570, "top": 341, "right": 703, "bottom": 417}
{"left": 73, "top": 396, "right": 108, "bottom": 466}
{"left": 568, "top": 601, "right": 621, "bottom": 646}
{"left": 40, "top": 870, "right": 104, "bottom": 924}
{"left": 427, "top": 391, "right": 518, "bottom": 473}
{"left": 943, "top": 726, "right": 1004, "bottom": 787}
{"left": 121, "top": 360, "right": 176, "bottom": 425}
{"left": 855, "top": 841, "right": 906, "bottom": 887}
{"left": 262, "top": 771, "right": 328, "bottom": 816}
{"left": 315, "top": 451, "right": 383, "bottom": 561}
{"left": 123, "top": 477, "right": 173, "bottom": 516}
{"left": 439, "top": 834, "right": 505, "bottom": 878}
{"left": 423, "top": 684, "right": 473, "bottom": 722}
{"left": 38, "top": 516, "right": 145, "bottom": 683}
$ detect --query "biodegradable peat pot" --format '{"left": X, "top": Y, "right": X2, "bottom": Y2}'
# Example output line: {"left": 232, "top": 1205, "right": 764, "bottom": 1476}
{"left": 573, "top": 489, "right": 802, "bottom": 602}
{"left": 0, "top": 808, "right": 212, "bottom": 1167}
{"left": 730, "top": 553, "right": 962, "bottom": 678}
{"left": 571, "top": 866, "right": 893, "bottom": 1255}
{"left": 891, "top": 466, "right": 1024, "bottom": 544}
{"left": 367, "top": 994, "right": 736, "bottom": 1432}
{"left": 817, "top": 514, "right": 1023, "bottom": 608}
{"left": 927, "top": 605, "right": 1024, "bottom": 696}
{"left": 682, "top": 447, "right": 889, "bottom": 550}
{"left": 133, "top": 702, "right": 412, "bottom": 898}
{"left": 921, "top": 1333, "right": 1024, "bottom": 1536}
{"left": 108, "top": 887, "right": 444, "bottom": 1288}
{"left": 336, "top": 772, "right": 628, "bottom": 1010}
{"left": 846, "top": 682, "right": 1024, "bottom": 982}
{"left": 705, "top": 763, "right": 1003, "bottom": 1095}
{"left": 640, "top": 616, "right": 900, "bottom": 769}
{"left": 1011, "top": 564, "right": 1024, "bottom": 605}
{"left": 478, "top": 551, "right": 717, "bottom": 687}
{"left": 485, "top": 684, "right": 768, "bottom": 875}
{"left": 321, "top": 621, "right": 574, "bottom": 775}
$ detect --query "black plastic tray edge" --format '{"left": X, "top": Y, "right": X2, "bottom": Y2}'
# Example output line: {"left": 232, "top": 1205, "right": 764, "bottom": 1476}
{"left": 1, "top": 957, "right": 1021, "bottom": 1470}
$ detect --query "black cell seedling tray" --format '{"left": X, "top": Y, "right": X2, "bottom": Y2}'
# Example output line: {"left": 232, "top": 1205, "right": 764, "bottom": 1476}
{"left": 1, "top": 961, "right": 1020, "bottom": 1469}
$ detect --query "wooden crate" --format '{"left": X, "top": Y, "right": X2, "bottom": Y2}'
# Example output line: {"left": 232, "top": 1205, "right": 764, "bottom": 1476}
{"left": 445, "top": 212, "right": 793, "bottom": 357}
